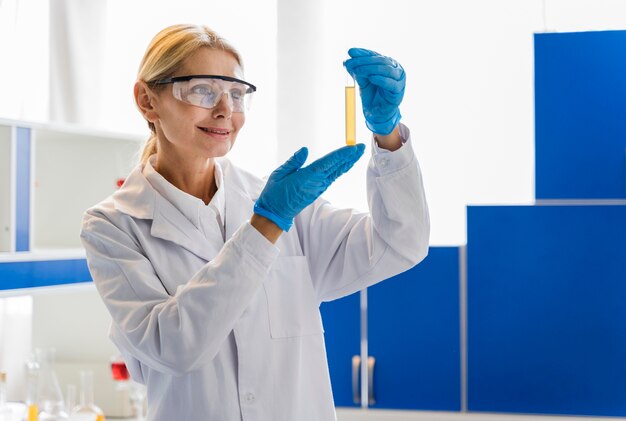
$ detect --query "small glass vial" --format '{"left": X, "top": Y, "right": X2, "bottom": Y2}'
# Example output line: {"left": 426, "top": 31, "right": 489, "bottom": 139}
{"left": 0, "top": 371, "right": 12, "bottom": 421}
{"left": 69, "top": 371, "right": 104, "bottom": 421}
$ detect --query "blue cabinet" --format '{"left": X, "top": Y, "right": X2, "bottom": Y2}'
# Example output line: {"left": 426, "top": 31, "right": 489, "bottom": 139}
{"left": 369, "top": 246, "right": 461, "bottom": 410}
{"left": 467, "top": 205, "right": 626, "bottom": 416}
{"left": 320, "top": 291, "right": 360, "bottom": 407}
{"left": 322, "top": 246, "right": 461, "bottom": 410}
{"left": 535, "top": 30, "right": 626, "bottom": 199}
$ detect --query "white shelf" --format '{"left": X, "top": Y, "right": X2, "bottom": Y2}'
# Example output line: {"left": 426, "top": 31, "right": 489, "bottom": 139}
{"left": 0, "top": 248, "right": 86, "bottom": 262}
{"left": 0, "top": 117, "right": 144, "bottom": 143}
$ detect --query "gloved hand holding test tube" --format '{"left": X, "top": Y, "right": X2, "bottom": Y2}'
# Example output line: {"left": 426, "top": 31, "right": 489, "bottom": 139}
{"left": 343, "top": 47, "right": 406, "bottom": 137}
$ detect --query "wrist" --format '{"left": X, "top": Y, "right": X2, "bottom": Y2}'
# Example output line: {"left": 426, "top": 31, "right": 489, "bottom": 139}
{"left": 366, "top": 109, "right": 402, "bottom": 137}
{"left": 374, "top": 125, "right": 402, "bottom": 151}
{"left": 253, "top": 203, "right": 293, "bottom": 232}
{"left": 250, "top": 213, "right": 283, "bottom": 244}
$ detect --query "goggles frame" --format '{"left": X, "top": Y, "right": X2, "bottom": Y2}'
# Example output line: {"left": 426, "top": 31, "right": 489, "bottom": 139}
{"left": 152, "top": 75, "right": 257, "bottom": 112}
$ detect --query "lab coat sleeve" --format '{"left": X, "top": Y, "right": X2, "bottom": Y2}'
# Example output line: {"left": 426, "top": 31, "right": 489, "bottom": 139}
{"left": 295, "top": 123, "right": 430, "bottom": 303}
{"left": 80, "top": 215, "right": 279, "bottom": 376}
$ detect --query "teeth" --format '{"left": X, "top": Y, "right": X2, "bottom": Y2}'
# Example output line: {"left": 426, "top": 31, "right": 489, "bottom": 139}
{"left": 200, "top": 127, "right": 228, "bottom": 134}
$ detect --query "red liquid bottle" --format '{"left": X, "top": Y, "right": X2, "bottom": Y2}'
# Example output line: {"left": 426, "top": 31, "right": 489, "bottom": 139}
{"left": 111, "top": 361, "right": 129, "bottom": 381}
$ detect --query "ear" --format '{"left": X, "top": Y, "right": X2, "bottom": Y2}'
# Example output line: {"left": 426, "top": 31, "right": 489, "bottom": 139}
{"left": 134, "top": 81, "right": 159, "bottom": 123}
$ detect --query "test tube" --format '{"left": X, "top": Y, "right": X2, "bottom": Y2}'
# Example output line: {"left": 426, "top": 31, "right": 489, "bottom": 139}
{"left": 345, "top": 76, "right": 356, "bottom": 146}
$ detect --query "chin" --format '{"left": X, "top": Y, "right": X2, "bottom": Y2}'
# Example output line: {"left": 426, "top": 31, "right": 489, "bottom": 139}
{"left": 208, "top": 141, "right": 234, "bottom": 158}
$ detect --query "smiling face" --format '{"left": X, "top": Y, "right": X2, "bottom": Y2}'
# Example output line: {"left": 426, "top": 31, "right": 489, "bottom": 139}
{"left": 149, "top": 47, "right": 246, "bottom": 159}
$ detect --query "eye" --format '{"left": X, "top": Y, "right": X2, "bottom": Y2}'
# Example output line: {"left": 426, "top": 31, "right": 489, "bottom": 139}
{"left": 190, "top": 84, "right": 214, "bottom": 96}
{"left": 230, "top": 89, "right": 245, "bottom": 100}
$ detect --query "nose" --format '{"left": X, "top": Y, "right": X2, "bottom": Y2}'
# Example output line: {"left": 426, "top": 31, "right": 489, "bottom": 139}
{"left": 211, "top": 92, "right": 233, "bottom": 119}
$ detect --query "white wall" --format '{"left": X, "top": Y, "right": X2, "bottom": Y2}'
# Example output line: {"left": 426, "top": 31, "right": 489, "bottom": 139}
{"left": 0, "top": 296, "right": 32, "bottom": 401}
{"left": 31, "top": 284, "right": 116, "bottom": 363}
{"left": 0, "top": 0, "right": 49, "bottom": 121}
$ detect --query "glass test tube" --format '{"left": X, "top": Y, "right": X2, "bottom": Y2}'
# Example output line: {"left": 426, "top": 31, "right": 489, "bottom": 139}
{"left": 24, "top": 353, "right": 39, "bottom": 421}
{"left": 345, "top": 76, "right": 356, "bottom": 146}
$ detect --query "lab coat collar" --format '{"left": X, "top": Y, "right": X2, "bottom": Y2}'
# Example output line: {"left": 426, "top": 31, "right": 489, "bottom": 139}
{"left": 111, "top": 159, "right": 260, "bottom": 262}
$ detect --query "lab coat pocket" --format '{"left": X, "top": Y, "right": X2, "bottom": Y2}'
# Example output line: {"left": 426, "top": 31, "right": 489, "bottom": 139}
{"left": 263, "top": 256, "right": 324, "bottom": 339}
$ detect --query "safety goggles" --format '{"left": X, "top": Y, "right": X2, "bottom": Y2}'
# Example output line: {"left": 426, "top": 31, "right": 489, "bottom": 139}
{"left": 153, "top": 75, "right": 256, "bottom": 113}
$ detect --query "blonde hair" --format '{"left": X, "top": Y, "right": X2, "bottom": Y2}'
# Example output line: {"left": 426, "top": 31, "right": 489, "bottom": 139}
{"left": 137, "top": 24, "right": 243, "bottom": 165}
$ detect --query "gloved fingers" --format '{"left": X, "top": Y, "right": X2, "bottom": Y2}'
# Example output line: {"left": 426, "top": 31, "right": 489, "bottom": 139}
{"left": 353, "top": 142, "right": 366, "bottom": 156}
{"left": 344, "top": 56, "right": 394, "bottom": 76}
{"left": 344, "top": 55, "right": 397, "bottom": 74}
{"left": 353, "top": 75, "right": 372, "bottom": 93}
{"left": 369, "top": 74, "right": 406, "bottom": 95}
{"left": 306, "top": 144, "right": 364, "bottom": 174}
{"left": 347, "top": 63, "right": 404, "bottom": 82}
{"left": 347, "top": 47, "right": 381, "bottom": 58}
{"left": 327, "top": 143, "right": 365, "bottom": 182}
{"left": 327, "top": 144, "right": 366, "bottom": 181}
{"left": 271, "top": 146, "right": 308, "bottom": 179}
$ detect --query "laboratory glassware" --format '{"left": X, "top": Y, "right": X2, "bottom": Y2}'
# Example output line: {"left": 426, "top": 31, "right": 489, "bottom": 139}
{"left": 65, "top": 384, "right": 75, "bottom": 419}
{"left": 110, "top": 356, "right": 145, "bottom": 421}
{"left": 35, "top": 349, "right": 69, "bottom": 421}
{"left": 345, "top": 76, "right": 356, "bottom": 146}
{"left": 24, "top": 353, "right": 39, "bottom": 421}
{"left": 0, "top": 371, "right": 12, "bottom": 421}
{"left": 69, "top": 371, "right": 104, "bottom": 421}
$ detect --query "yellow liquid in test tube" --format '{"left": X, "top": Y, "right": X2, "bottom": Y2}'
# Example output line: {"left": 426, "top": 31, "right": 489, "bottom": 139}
{"left": 27, "top": 404, "right": 38, "bottom": 421}
{"left": 345, "top": 82, "right": 356, "bottom": 146}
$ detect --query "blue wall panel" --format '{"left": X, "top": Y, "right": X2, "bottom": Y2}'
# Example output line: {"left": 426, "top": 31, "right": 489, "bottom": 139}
{"left": 368, "top": 247, "right": 461, "bottom": 410}
{"left": 15, "top": 127, "right": 31, "bottom": 251}
{"left": 467, "top": 205, "right": 626, "bottom": 416}
{"left": 0, "top": 259, "right": 92, "bottom": 290}
{"left": 535, "top": 30, "right": 626, "bottom": 199}
{"left": 321, "top": 291, "right": 360, "bottom": 407}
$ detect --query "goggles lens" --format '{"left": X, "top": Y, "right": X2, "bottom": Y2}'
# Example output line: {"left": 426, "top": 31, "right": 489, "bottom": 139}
{"left": 154, "top": 75, "right": 256, "bottom": 113}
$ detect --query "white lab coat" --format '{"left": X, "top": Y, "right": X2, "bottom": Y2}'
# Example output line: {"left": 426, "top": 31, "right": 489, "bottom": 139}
{"left": 80, "top": 123, "right": 429, "bottom": 421}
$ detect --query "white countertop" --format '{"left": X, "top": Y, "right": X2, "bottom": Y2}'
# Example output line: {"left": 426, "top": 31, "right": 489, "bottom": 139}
{"left": 5, "top": 403, "right": 626, "bottom": 420}
{"left": 336, "top": 409, "right": 626, "bottom": 421}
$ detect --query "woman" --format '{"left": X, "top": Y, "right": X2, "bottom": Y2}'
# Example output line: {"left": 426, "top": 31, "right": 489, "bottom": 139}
{"left": 80, "top": 24, "right": 429, "bottom": 421}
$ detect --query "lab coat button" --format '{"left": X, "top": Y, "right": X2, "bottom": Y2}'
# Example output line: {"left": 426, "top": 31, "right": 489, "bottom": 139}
{"left": 379, "top": 158, "right": 388, "bottom": 167}
{"left": 245, "top": 392, "right": 255, "bottom": 403}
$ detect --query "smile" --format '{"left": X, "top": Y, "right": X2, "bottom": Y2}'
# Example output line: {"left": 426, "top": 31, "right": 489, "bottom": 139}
{"left": 198, "top": 127, "right": 231, "bottom": 135}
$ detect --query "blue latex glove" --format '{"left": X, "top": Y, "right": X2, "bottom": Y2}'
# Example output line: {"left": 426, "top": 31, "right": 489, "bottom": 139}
{"left": 254, "top": 143, "right": 366, "bottom": 231}
{"left": 343, "top": 48, "right": 406, "bottom": 136}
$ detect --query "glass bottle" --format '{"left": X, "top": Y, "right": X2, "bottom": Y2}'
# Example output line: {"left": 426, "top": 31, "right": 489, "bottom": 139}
{"left": 69, "top": 371, "right": 104, "bottom": 421}
{"left": 0, "top": 371, "right": 12, "bottom": 421}
{"left": 110, "top": 355, "right": 144, "bottom": 421}
{"left": 35, "top": 349, "right": 68, "bottom": 421}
